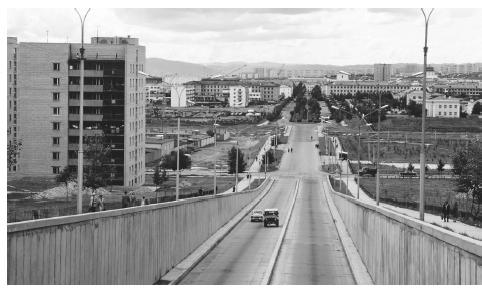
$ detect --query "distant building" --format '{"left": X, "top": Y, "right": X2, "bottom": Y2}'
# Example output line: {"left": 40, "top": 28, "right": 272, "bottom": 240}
{"left": 279, "top": 85, "right": 292, "bottom": 98}
{"left": 324, "top": 81, "right": 410, "bottom": 96}
{"left": 433, "top": 83, "right": 482, "bottom": 96}
{"left": 229, "top": 85, "right": 249, "bottom": 107}
{"left": 13, "top": 36, "right": 146, "bottom": 187}
{"left": 374, "top": 63, "right": 392, "bottom": 82}
{"left": 426, "top": 96, "right": 461, "bottom": 118}
{"left": 336, "top": 71, "right": 351, "bottom": 81}
{"left": 406, "top": 90, "right": 445, "bottom": 105}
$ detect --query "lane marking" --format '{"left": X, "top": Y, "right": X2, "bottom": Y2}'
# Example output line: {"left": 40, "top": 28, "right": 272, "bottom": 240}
{"left": 163, "top": 178, "right": 276, "bottom": 285}
{"left": 261, "top": 178, "right": 301, "bottom": 285}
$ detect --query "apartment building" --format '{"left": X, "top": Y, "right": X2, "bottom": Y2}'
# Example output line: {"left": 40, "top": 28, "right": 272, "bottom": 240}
{"left": 433, "top": 83, "right": 482, "bottom": 96}
{"left": 7, "top": 37, "right": 19, "bottom": 172}
{"left": 374, "top": 63, "right": 392, "bottom": 82}
{"left": 15, "top": 36, "right": 146, "bottom": 187}
{"left": 324, "top": 81, "right": 410, "bottom": 96}
{"left": 229, "top": 85, "right": 249, "bottom": 107}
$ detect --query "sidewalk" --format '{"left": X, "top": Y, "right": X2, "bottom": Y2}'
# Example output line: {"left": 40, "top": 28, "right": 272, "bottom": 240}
{"left": 327, "top": 136, "right": 482, "bottom": 241}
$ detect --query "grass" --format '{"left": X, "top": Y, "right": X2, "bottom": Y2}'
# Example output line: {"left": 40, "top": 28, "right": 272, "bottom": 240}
{"left": 260, "top": 149, "right": 285, "bottom": 172}
{"left": 378, "top": 116, "right": 482, "bottom": 133}
{"left": 8, "top": 176, "right": 58, "bottom": 192}
{"left": 329, "top": 175, "right": 352, "bottom": 197}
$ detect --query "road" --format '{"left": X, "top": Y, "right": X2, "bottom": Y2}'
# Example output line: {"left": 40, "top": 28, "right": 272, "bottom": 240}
{"left": 180, "top": 122, "right": 355, "bottom": 285}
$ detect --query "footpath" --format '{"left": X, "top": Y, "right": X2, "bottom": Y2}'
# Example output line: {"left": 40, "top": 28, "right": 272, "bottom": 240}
{"left": 324, "top": 133, "right": 482, "bottom": 241}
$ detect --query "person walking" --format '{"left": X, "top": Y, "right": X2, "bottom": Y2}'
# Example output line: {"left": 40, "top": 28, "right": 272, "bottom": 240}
{"left": 141, "top": 196, "right": 146, "bottom": 206}
{"left": 441, "top": 201, "right": 446, "bottom": 221}
{"left": 98, "top": 194, "right": 104, "bottom": 212}
{"left": 89, "top": 192, "right": 97, "bottom": 212}
{"left": 122, "top": 191, "right": 130, "bottom": 208}
{"left": 445, "top": 202, "right": 451, "bottom": 222}
{"left": 452, "top": 202, "right": 458, "bottom": 222}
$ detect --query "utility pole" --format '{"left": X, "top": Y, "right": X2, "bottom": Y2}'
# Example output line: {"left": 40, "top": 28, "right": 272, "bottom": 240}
{"left": 357, "top": 123, "right": 361, "bottom": 199}
{"left": 235, "top": 142, "right": 239, "bottom": 193}
{"left": 74, "top": 8, "right": 91, "bottom": 215}
{"left": 213, "top": 118, "right": 217, "bottom": 195}
{"left": 419, "top": 8, "right": 434, "bottom": 221}
{"left": 176, "top": 117, "right": 180, "bottom": 200}
{"left": 376, "top": 85, "right": 381, "bottom": 206}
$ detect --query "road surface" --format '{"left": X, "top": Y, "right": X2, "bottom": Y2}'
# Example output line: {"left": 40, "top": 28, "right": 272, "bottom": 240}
{"left": 180, "top": 123, "right": 355, "bottom": 284}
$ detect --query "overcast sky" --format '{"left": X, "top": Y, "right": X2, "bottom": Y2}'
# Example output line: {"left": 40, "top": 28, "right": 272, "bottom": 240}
{"left": 6, "top": 8, "right": 482, "bottom": 65}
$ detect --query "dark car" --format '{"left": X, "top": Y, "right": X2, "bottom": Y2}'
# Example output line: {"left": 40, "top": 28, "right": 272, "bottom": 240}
{"left": 359, "top": 167, "right": 377, "bottom": 177}
{"left": 400, "top": 171, "right": 417, "bottom": 177}
{"left": 263, "top": 208, "right": 279, "bottom": 227}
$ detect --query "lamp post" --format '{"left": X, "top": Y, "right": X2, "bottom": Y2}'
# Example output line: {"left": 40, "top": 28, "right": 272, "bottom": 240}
{"left": 420, "top": 8, "right": 435, "bottom": 221}
{"left": 74, "top": 8, "right": 91, "bottom": 215}
{"left": 332, "top": 105, "right": 387, "bottom": 199}
{"left": 376, "top": 86, "right": 381, "bottom": 206}
{"left": 213, "top": 119, "right": 220, "bottom": 195}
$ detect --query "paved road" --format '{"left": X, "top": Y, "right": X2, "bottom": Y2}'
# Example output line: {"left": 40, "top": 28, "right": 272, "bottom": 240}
{"left": 180, "top": 122, "right": 355, "bottom": 284}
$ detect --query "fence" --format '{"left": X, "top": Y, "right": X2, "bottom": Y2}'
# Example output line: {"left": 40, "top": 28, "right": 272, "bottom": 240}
{"left": 7, "top": 178, "right": 273, "bottom": 285}
{"left": 327, "top": 177, "right": 482, "bottom": 284}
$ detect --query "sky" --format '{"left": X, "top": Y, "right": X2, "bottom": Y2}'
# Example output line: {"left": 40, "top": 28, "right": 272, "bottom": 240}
{"left": 6, "top": 8, "right": 482, "bottom": 65}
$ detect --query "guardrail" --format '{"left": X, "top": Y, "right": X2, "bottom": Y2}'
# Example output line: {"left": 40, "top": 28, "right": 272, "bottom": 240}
{"left": 7, "top": 178, "right": 272, "bottom": 285}
{"left": 326, "top": 176, "right": 482, "bottom": 285}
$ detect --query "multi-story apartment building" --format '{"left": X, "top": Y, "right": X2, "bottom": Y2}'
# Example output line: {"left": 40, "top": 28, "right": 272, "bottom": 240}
{"left": 229, "top": 85, "right": 249, "bottom": 107}
{"left": 14, "top": 36, "right": 146, "bottom": 187}
{"left": 374, "top": 63, "right": 392, "bottom": 82}
{"left": 279, "top": 85, "right": 292, "bottom": 98}
{"left": 7, "top": 37, "right": 19, "bottom": 172}
{"left": 324, "top": 81, "right": 410, "bottom": 96}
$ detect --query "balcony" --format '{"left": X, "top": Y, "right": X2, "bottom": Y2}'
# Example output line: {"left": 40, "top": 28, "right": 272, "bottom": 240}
{"left": 68, "top": 99, "right": 104, "bottom": 107}
{"left": 68, "top": 69, "right": 104, "bottom": 77}
{"left": 69, "top": 85, "right": 103, "bottom": 92}
{"left": 68, "top": 114, "right": 103, "bottom": 122}
{"left": 68, "top": 129, "right": 103, "bottom": 136}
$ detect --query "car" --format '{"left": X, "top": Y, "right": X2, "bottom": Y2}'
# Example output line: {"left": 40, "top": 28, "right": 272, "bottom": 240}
{"left": 263, "top": 208, "right": 279, "bottom": 227}
{"left": 359, "top": 167, "right": 377, "bottom": 177}
{"left": 250, "top": 210, "right": 263, "bottom": 222}
{"left": 400, "top": 171, "right": 417, "bottom": 177}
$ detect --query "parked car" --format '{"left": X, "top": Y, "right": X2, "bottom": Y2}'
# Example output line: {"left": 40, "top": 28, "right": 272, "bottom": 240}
{"left": 250, "top": 210, "right": 263, "bottom": 222}
{"left": 263, "top": 208, "right": 279, "bottom": 227}
{"left": 359, "top": 167, "right": 377, "bottom": 177}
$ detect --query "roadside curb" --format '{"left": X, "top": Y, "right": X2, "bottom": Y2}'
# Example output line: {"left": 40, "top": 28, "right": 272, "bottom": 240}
{"left": 322, "top": 176, "right": 374, "bottom": 285}
{"left": 261, "top": 178, "right": 300, "bottom": 285}
{"left": 158, "top": 178, "right": 275, "bottom": 285}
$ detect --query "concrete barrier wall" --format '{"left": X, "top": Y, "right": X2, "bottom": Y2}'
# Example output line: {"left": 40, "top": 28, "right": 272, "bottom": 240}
{"left": 328, "top": 180, "right": 482, "bottom": 285}
{"left": 7, "top": 179, "right": 272, "bottom": 285}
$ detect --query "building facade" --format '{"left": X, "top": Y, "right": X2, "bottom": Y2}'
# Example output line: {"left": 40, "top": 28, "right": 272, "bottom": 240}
{"left": 374, "top": 63, "right": 392, "bottom": 82}
{"left": 324, "top": 81, "right": 410, "bottom": 96}
{"left": 7, "top": 37, "right": 19, "bottom": 172}
{"left": 229, "top": 85, "right": 249, "bottom": 107}
{"left": 15, "top": 36, "right": 146, "bottom": 187}
{"left": 426, "top": 96, "right": 460, "bottom": 118}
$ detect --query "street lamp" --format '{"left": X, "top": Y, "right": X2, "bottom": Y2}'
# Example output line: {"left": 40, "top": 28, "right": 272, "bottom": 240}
{"left": 230, "top": 140, "right": 240, "bottom": 192}
{"left": 420, "top": 8, "right": 435, "bottom": 221}
{"left": 74, "top": 8, "right": 91, "bottom": 215}
{"left": 332, "top": 105, "right": 388, "bottom": 200}
{"left": 213, "top": 119, "right": 220, "bottom": 195}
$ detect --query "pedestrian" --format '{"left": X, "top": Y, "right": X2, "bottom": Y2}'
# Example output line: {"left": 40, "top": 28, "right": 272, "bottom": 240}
{"left": 441, "top": 202, "right": 445, "bottom": 221}
{"left": 89, "top": 192, "right": 97, "bottom": 212}
{"left": 445, "top": 202, "right": 451, "bottom": 222}
{"left": 141, "top": 196, "right": 146, "bottom": 206}
{"left": 122, "top": 191, "right": 130, "bottom": 208}
{"left": 452, "top": 202, "right": 458, "bottom": 222}
{"left": 98, "top": 194, "right": 104, "bottom": 212}
{"left": 129, "top": 191, "right": 136, "bottom": 207}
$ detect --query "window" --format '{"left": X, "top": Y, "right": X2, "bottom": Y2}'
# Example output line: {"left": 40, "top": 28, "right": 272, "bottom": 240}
{"left": 53, "top": 78, "right": 60, "bottom": 86}
{"left": 53, "top": 137, "right": 60, "bottom": 145}
{"left": 53, "top": 107, "right": 60, "bottom": 115}
{"left": 53, "top": 63, "right": 60, "bottom": 71}
{"left": 53, "top": 92, "right": 60, "bottom": 101}
{"left": 439, "top": 112, "right": 441, "bottom": 115}
{"left": 449, "top": 105, "right": 452, "bottom": 108}
{"left": 52, "top": 152, "right": 60, "bottom": 160}
{"left": 53, "top": 122, "right": 60, "bottom": 130}
{"left": 52, "top": 166, "right": 60, "bottom": 174}
{"left": 444, "top": 105, "right": 447, "bottom": 109}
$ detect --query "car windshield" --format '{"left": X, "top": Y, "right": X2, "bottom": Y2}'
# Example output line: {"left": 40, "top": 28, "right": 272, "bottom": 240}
{"left": 253, "top": 211, "right": 263, "bottom": 215}
{"left": 264, "top": 211, "right": 278, "bottom": 216}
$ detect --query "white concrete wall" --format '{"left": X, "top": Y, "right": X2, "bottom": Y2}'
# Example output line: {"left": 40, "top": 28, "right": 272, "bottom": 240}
{"left": 7, "top": 179, "right": 271, "bottom": 285}
{"left": 328, "top": 183, "right": 482, "bottom": 285}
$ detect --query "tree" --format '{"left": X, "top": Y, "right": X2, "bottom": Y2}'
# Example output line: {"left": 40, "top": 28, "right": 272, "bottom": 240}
{"left": 153, "top": 166, "right": 163, "bottom": 202}
{"left": 311, "top": 85, "right": 323, "bottom": 101}
{"left": 452, "top": 142, "right": 482, "bottom": 219}
{"left": 407, "top": 100, "right": 423, "bottom": 117}
{"left": 227, "top": 146, "right": 247, "bottom": 174}
{"left": 472, "top": 102, "right": 481, "bottom": 115}
{"left": 206, "top": 129, "right": 215, "bottom": 137}
{"left": 83, "top": 136, "right": 112, "bottom": 195}
{"left": 160, "top": 149, "right": 192, "bottom": 171}
{"left": 407, "top": 162, "right": 414, "bottom": 172}
{"left": 262, "top": 150, "right": 275, "bottom": 165}
{"left": 7, "top": 140, "right": 22, "bottom": 170}
{"left": 56, "top": 166, "right": 73, "bottom": 202}
{"left": 437, "top": 159, "right": 445, "bottom": 174}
